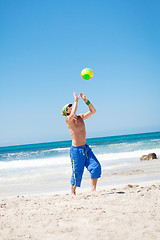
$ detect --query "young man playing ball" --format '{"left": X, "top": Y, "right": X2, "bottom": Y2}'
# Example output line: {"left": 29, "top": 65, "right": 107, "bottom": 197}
{"left": 62, "top": 91, "right": 101, "bottom": 195}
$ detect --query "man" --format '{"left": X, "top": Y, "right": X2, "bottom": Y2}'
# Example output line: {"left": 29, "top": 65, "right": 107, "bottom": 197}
{"left": 62, "top": 91, "right": 101, "bottom": 195}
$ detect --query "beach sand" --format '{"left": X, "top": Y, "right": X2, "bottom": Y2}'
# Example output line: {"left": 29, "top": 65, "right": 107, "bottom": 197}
{"left": 1, "top": 183, "right": 160, "bottom": 240}
{"left": 1, "top": 158, "right": 160, "bottom": 239}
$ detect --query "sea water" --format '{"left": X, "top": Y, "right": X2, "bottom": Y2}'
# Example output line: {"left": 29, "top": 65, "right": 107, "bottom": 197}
{"left": 0, "top": 132, "right": 160, "bottom": 197}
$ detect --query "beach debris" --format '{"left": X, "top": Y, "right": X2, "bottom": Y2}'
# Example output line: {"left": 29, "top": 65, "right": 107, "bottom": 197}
{"left": 0, "top": 203, "right": 6, "bottom": 208}
{"left": 123, "top": 184, "right": 140, "bottom": 190}
{"left": 123, "top": 184, "right": 133, "bottom": 189}
{"left": 140, "top": 153, "right": 157, "bottom": 161}
{"left": 128, "top": 184, "right": 133, "bottom": 188}
{"left": 116, "top": 191, "right": 125, "bottom": 194}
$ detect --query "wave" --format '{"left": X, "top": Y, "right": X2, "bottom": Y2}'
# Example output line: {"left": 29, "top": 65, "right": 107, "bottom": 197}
{"left": 0, "top": 147, "right": 159, "bottom": 171}
{"left": 97, "top": 148, "right": 160, "bottom": 162}
{"left": 150, "top": 139, "right": 160, "bottom": 142}
{"left": 0, "top": 156, "right": 70, "bottom": 170}
{"left": 0, "top": 147, "right": 70, "bottom": 162}
{"left": 42, "top": 147, "right": 70, "bottom": 153}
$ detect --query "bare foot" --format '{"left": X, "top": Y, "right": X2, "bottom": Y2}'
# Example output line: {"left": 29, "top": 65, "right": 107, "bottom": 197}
{"left": 92, "top": 190, "right": 98, "bottom": 196}
{"left": 71, "top": 185, "right": 76, "bottom": 195}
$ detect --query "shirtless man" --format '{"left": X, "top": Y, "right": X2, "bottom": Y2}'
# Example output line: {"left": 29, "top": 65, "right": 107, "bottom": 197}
{"left": 62, "top": 91, "right": 101, "bottom": 195}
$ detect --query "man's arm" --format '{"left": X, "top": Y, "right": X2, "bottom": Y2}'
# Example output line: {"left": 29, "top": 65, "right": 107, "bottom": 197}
{"left": 66, "top": 91, "right": 80, "bottom": 123}
{"left": 79, "top": 93, "right": 96, "bottom": 120}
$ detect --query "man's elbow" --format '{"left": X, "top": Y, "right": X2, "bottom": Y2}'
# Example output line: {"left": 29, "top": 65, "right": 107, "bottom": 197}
{"left": 92, "top": 108, "right": 96, "bottom": 114}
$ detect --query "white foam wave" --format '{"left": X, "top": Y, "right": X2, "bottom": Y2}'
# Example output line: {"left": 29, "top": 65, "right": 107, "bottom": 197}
{"left": 96, "top": 148, "right": 160, "bottom": 162}
{"left": 150, "top": 139, "right": 160, "bottom": 142}
{"left": 0, "top": 156, "right": 70, "bottom": 170}
{"left": 42, "top": 147, "right": 70, "bottom": 153}
{"left": 0, "top": 148, "right": 159, "bottom": 171}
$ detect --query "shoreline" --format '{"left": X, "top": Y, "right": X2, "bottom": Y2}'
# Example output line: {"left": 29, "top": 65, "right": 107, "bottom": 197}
{"left": 1, "top": 158, "right": 160, "bottom": 198}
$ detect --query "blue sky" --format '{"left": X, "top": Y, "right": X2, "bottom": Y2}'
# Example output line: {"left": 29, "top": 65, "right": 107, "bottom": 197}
{"left": 0, "top": 0, "right": 160, "bottom": 147}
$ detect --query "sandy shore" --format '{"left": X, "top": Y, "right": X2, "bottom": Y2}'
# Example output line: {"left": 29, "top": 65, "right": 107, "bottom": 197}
{"left": 1, "top": 183, "right": 160, "bottom": 240}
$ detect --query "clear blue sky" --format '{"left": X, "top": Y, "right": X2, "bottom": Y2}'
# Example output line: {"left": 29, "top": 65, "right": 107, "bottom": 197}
{"left": 0, "top": 0, "right": 160, "bottom": 147}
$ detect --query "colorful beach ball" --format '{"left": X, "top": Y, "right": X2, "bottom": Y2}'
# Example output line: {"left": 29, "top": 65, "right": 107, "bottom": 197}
{"left": 81, "top": 68, "right": 93, "bottom": 80}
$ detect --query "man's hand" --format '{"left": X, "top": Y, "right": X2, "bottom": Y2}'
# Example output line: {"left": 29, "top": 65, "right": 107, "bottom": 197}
{"left": 73, "top": 91, "right": 80, "bottom": 101}
{"left": 80, "top": 92, "right": 88, "bottom": 103}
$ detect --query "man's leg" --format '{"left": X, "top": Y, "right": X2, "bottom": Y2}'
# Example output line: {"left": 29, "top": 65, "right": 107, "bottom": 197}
{"left": 71, "top": 185, "right": 76, "bottom": 195}
{"left": 85, "top": 145, "right": 101, "bottom": 193}
{"left": 91, "top": 178, "right": 98, "bottom": 192}
{"left": 70, "top": 146, "right": 86, "bottom": 195}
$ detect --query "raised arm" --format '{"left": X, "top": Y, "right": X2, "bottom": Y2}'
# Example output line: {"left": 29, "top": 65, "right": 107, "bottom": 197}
{"left": 66, "top": 91, "right": 80, "bottom": 123}
{"left": 79, "top": 93, "right": 96, "bottom": 120}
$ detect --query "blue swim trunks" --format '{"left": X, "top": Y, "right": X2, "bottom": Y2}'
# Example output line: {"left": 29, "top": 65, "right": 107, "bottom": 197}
{"left": 70, "top": 144, "right": 101, "bottom": 187}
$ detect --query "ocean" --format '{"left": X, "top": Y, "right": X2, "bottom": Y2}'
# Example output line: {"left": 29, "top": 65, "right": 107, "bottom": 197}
{"left": 0, "top": 132, "right": 160, "bottom": 197}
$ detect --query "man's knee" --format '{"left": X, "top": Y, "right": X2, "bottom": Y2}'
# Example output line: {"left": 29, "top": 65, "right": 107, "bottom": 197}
{"left": 91, "top": 162, "right": 101, "bottom": 179}
{"left": 71, "top": 171, "right": 83, "bottom": 187}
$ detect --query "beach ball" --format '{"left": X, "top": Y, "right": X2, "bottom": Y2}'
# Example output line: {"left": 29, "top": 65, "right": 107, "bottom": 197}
{"left": 81, "top": 68, "right": 93, "bottom": 80}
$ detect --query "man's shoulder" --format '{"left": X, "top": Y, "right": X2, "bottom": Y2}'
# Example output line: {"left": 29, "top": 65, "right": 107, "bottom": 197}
{"left": 65, "top": 117, "right": 70, "bottom": 124}
{"left": 65, "top": 116, "right": 74, "bottom": 124}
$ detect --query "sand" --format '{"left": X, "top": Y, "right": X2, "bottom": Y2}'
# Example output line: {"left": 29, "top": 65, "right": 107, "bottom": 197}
{"left": 1, "top": 183, "right": 160, "bottom": 240}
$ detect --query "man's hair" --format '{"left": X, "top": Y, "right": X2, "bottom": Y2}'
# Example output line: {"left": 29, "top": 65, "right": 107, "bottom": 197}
{"left": 62, "top": 103, "right": 72, "bottom": 116}
{"left": 66, "top": 104, "right": 72, "bottom": 115}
